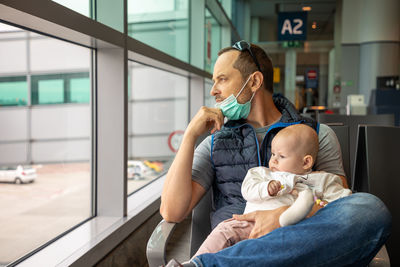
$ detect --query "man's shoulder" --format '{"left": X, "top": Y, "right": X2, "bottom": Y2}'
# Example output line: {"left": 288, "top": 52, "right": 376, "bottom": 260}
{"left": 318, "top": 123, "right": 335, "bottom": 139}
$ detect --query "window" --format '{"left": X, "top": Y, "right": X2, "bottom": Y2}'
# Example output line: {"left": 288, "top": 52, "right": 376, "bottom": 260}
{"left": 204, "top": 79, "right": 215, "bottom": 107}
{"left": 127, "top": 61, "right": 188, "bottom": 196}
{"left": 0, "top": 22, "right": 92, "bottom": 265}
{"left": 52, "top": 0, "right": 92, "bottom": 17}
{"left": 128, "top": 0, "right": 189, "bottom": 63}
{"left": 31, "top": 73, "right": 90, "bottom": 105}
{"left": 205, "top": 8, "right": 221, "bottom": 73}
{"left": 0, "top": 76, "right": 27, "bottom": 106}
{"left": 219, "top": 0, "right": 233, "bottom": 19}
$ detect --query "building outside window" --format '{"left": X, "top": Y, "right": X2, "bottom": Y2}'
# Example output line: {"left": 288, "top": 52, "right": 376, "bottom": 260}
{"left": 127, "top": 61, "right": 188, "bottom": 196}
{"left": 0, "top": 22, "right": 92, "bottom": 265}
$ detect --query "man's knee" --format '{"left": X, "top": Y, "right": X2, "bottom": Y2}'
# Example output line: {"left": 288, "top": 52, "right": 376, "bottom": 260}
{"left": 333, "top": 193, "right": 391, "bottom": 235}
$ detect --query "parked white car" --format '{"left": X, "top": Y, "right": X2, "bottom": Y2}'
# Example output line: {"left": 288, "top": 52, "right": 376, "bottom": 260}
{"left": 0, "top": 165, "right": 37, "bottom": 184}
{"left": 127, "top": 160, "right": 153, "bottom": 180}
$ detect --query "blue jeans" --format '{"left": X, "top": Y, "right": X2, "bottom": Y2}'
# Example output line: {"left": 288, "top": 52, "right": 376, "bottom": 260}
{"left": 193, "top": 193, "right": 391, "bottom": 267}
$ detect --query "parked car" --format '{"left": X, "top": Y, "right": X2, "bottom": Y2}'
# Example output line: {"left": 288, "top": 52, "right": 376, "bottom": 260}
{"left": 0, "top": 165, "right": 37, "bottom": 184}
{"left": 143, "top": 160, "right": 163, "bottom": 173}
{"left": 127, "top": 160, "right": 153, "bottom": 180}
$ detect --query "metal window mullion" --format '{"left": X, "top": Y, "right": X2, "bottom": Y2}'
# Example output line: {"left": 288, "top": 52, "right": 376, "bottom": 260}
{"left": 96, "top": 47, "right": 127, "bottom": 217}
{"left": 91, "top": 48, "right": 97, "bottom": 217}
{"left": 26, "top": 31, "right": 32, "bottom": 164}
{"left": 189, "top": 0, "right": 205, "bottom": 70}
{"left": 95, "top": 0, "right": 127, "bottom": 218}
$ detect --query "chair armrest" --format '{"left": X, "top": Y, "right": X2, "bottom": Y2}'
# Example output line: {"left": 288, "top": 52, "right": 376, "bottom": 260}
{"left": 369, "top": 245, "right": 390, "bottom": 267}
{"left": 146, "top": 219, "right": 177, "bottom": 267}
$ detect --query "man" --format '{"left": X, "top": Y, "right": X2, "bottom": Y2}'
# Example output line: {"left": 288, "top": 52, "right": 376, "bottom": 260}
{"left": 161, "top": 41, "right": 391, "bottom": 266}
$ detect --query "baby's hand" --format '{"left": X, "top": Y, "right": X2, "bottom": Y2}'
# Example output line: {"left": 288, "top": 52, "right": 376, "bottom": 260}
{"left": 268, "top": 180, "right": 281, "bottom": 196}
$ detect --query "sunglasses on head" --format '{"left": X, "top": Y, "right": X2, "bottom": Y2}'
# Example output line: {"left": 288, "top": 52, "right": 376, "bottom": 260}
{"left": 232, "top": 40, "right": 262, "bottom": 72}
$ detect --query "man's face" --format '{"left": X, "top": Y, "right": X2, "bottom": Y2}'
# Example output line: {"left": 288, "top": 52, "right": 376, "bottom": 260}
{"left": 210, "top": 50, "right": 252, "bottom": 104}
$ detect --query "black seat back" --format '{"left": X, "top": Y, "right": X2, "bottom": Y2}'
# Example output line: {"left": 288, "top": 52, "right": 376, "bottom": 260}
{"left": 319, "top": 114, "right": 395, "bottom": 180}
{"left": 352, "top": 125, "right": 400, "bottom": 265}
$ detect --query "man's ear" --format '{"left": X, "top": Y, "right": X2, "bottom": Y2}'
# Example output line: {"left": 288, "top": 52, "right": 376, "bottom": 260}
{"left": 250, "top": 71, "right": 263, "bottom": 93}
{"left": 303, "top": 155, "right": 314, "bottom": 171}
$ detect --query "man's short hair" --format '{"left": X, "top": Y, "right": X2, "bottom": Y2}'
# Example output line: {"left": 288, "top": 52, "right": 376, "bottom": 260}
{"left": 218, "top": 43, "right": 273, "bottom": 93}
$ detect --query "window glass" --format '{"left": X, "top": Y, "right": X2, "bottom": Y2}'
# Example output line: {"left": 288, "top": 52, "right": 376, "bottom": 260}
{"left": 38, "top": 79, "right": 64, "bottom": 104}
{"left": 70, "top": 77, "right": 91, "bottom": 103}
{"left": 127, "top": 61, "right": 188, "bottom": 196}
{"left": 205, "top": 9, "right": 221, "bottom": 73}
{"left": 31, "top": 73, "right": 90, "bottom": 105}
{"left": 0, "top": 77, "right": 28, "bottom": 106}
{"left": 128, "top": 0, "right": 189, "bottom": 63}
{"left": 204, "top": 79, "right": 215, "bottom": 107}
{"left": 219, "top": 0, "right": 232, "bottom": 19}
{"left": 52, "top": 0, "right": 91, "bottom": 17}
{"left": 0, "top": 22, "right": 92, "bottom": 265}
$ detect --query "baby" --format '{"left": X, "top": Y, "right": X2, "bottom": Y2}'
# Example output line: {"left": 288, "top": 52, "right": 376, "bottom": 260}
{"left": 193, "top": 123, "right": 352, "bottom": 257}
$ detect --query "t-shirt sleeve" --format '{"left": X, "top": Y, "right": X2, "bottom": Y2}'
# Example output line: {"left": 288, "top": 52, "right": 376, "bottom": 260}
{"left": 314, "top": 124, "right": 346, "bottom": 177}
{"left": 192, "top": 135, "right": 214, "bottom": 191}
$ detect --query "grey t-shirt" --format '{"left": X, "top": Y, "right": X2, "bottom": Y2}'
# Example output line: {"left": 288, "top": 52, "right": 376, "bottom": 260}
{"left": 192, "top": 123, "right": 345, "bottom": 191}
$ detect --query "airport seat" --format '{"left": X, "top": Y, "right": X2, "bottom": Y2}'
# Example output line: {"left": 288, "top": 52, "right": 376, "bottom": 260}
{"left": 318, "top": 114, "right": 394, "bottom": 184}
{"left": 146, "top": 125, "right": 390, "bottom": 267}
{"left": 353, "top": 125, "right": 400, "bottom": 265}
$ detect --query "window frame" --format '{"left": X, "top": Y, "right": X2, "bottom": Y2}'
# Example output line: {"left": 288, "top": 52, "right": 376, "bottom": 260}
{"left": 0, "top": 0, "right": 235, "bottom": 265}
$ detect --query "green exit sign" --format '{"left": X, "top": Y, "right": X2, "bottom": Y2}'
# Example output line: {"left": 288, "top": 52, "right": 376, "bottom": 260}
{"left": 282, "top": 41, "right": 303, "bottom": 48}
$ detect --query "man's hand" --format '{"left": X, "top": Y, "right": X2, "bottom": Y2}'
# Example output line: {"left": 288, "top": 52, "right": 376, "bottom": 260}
{"left": 306, "top": 200, "right": 328, "bottom": 218}
{"left": 233, "top": 206, "right": 289, "bottom": 239}
{"left": 268, "top": 180, "right": 281, "bottom": 196}
{"left": 186, "top": 106, "right": 224, "bottom": 138}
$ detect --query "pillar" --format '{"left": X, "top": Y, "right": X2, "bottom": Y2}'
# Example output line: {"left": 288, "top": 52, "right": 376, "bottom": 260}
{"left": 284, "top": 49, "right": 296, "bottom": 104}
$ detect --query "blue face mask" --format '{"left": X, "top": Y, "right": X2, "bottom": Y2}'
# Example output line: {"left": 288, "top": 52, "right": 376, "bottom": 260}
{"left": 215, "top": 75, "right": 255, "bottom": 120}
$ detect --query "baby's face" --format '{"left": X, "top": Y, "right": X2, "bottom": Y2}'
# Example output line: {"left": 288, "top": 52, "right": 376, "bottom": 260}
{"left": 268, "top": 134, "right": 307, "bottom": 174}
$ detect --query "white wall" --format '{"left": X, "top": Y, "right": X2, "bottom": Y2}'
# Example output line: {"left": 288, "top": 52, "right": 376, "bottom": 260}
{"left": 32, "top": 139, "right": 90, "bottom": 162}
{"left": 30, "top": 38, "right": 91, "bottom": 72}
{"left": 0, "top": 38, "right": 27, "bottom": 74}
{"left": 0, "top": 30, "right": 92, "bottom": 165}
{"left": 31, "top": 105, "right": 90, "bottom": 139}
{"left": 128, "top": 62, "right": 189, "bottom": 159}
{"left": 0, "top": 142, "right": 28, "bottom": 164}
{"left": 0, "top": 108, "right": 28, "bottom": 141}
{"left": 0, "top": 105, "right": 90, "bottom": 165}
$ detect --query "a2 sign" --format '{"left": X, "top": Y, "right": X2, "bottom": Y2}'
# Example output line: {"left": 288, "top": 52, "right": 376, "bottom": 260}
{"left": 278, "top": 12, "right": 308, "bottom": 41}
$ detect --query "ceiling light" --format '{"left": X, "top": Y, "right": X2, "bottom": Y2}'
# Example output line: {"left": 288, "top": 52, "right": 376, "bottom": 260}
{"left": 302, "top": 6, "right": 312, "bottom": 11}
{"left": 312, "top": 22, "right": 317, "bottom": 29}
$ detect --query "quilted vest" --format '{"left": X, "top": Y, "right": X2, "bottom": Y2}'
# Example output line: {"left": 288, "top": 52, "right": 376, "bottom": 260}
{"left": 210, "top": 94, "right": 319, "bottom": 228}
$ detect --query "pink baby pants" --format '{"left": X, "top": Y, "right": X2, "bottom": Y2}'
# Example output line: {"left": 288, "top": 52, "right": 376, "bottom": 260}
{"left": 193, "top": 218, "right": 255, "bottom": 257}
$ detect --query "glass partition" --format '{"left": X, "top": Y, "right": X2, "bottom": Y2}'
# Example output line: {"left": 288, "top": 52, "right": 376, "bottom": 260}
{"left": 127, "top": 61, "right": 188, "bottom": 195}
{"left": 52, "top": 0, "right": 91, "bottom": 17}
{"left": 205, "top": 9, "right": 221, "bottom": 73}
{"left": 0, "top": 22, "right": 92, "bottom": 265}
{"left": 204, "top": 79, "right": 215, "bottom": 107}
{"left": 128, "top": 0, "right": 189, "bottom": 63}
